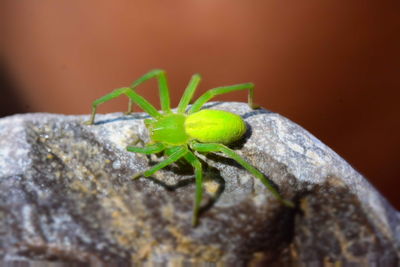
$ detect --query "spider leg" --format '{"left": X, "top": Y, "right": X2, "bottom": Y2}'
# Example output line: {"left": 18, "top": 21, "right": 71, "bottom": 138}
{"left": 128, "top": 69, "right": 171, "bottom": 114}
{"left": 183, "top": 150, "right": 203, "bottom": 226}
{"left": 188, "top": 83, "right": 257, "bottom": 114}
{"left": 190, "top": 142, "right": 294, "bottom": 207}
{"left": 86, "top": 87, "right": 161, "bottom": 124}
{"left": 86, "top": 69, "right": 172, "bottom": 124}
{"left": 177, "top": 74, "right": 201, "bottom": 113}
{"left": 132, "top": 145, "right": 188, "bottom": 179}
{"left": 127, "top": 142, "right": 165, "bottom": 154}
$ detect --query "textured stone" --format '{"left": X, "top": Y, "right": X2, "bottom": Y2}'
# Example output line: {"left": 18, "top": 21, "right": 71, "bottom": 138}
{"left": 0, "top": 102, "right": 398, "bottom": 266}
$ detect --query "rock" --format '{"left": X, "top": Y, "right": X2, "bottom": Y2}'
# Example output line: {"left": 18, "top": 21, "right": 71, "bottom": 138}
{"left": 0, "top": 102, "right": 398, "bottom": 266}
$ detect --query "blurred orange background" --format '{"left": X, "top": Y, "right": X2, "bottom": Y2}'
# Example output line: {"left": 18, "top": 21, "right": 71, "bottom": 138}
{"left": 1, "top": 1, "right": 399, "bottom": 209}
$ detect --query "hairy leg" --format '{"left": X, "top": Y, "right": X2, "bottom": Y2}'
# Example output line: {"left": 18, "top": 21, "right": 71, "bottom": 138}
{"left": 86, "top": 87, "right": 161, "bottom": 124}
{"left": 127, "top": 142, "right": 165, "bottom": 154}
{"left": 128, "top": 69, "right": 171, "bottom": 113}
{"left": 188, "top": 83, "right": 257, "bottom": 114}
{"left": 177, "top": 74, "right": 201, "bottom": 113}
{"left": 191, "top": 142, "right": 294, "bottom": 207}
{"left": 86, "top": 69, "right": 172, "bottom": 124}
{"left": 184, "top": 150, "right": 203, "bottom": 226}
{"left": 132, "top": 145, "right": 188, "bottom": 179}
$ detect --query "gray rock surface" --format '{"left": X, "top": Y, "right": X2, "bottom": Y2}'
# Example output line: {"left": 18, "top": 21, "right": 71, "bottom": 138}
{"left": 0, "top": 102, "right": 399, "bottom": 266}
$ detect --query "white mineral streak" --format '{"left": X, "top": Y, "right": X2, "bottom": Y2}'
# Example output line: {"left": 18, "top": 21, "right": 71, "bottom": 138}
{"left": 0, "top": 116, "right": 31, "bottom": 177}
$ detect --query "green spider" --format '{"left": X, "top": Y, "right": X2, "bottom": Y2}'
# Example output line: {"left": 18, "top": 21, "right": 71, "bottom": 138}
{"left": 86, "top": 69, "right": 294, "bottom": 226}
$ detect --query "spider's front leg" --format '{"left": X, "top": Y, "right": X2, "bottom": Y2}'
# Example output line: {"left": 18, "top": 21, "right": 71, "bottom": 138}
{"left": 127, "top": 142, "right": 165, "bottom": 154}
{"left": 127, "top": 143, "right": 166, "bottom": 179}
{"left": 177, "top": 74, "right": 201, "bottom": 113}
{"left": 131, "top": 145, "right": 188, "bottom": 179}
{"left": 85, "top": 69, "right": 172, "bottom": 124}
{"left": 127, "top": 69, "right": 171, "bottom": 114}
{"left": 85, "top": 87, "right": 161, "bottom": 125}
{"left": 129, "top": 144, "right": 204, "bottom": 226}
{"left": 183, "top": 151, "right": 204, "bottom": 226}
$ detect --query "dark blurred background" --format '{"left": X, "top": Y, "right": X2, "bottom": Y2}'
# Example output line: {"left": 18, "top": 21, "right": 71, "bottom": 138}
{"left": 0, "top": 1, "right": 399, "bottom": 208}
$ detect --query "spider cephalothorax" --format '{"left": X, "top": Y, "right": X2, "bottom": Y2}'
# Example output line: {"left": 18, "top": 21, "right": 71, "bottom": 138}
{"left": 87, "top": 69, "right": 293, "bottom": 226}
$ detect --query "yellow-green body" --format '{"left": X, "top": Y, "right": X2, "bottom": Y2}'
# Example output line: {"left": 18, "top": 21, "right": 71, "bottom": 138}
{"left": 87, "top": 69, "right": 293, "bottom": 226}
{"left": 185, "top": 110, "right": 246, "bottom": 144}
{"left": 146, "top": 109, "right": 247, "bottom": 146}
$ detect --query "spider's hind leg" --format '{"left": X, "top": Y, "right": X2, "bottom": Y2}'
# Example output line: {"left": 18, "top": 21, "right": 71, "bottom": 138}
{"left": 132, "top": 145, "right": 188, "bottom": 180}
{"left": 191, "top": 142, "right": 294, "bottom": 208}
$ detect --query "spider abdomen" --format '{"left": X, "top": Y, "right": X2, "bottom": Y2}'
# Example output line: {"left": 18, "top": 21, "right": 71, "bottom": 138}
{"left": 185, "top": 109, "right": 247, "bottom": 144}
